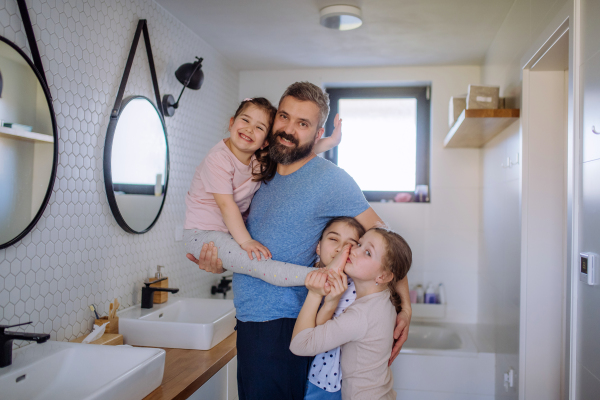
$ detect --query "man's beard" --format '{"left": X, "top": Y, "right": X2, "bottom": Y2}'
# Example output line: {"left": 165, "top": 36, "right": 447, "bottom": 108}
{"left": 269, "top": 130, "right": 315, "bottom": 165}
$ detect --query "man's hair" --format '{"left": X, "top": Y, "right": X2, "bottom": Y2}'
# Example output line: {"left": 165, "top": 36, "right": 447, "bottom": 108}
{"left": 279, "top": 82, "right": 330, "bottom": 128}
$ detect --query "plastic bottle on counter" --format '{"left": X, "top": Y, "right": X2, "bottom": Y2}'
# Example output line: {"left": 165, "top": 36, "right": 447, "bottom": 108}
{"left": 437, "top": 283, "right": 446, "bottom": 304}
{"left": 425, "top": 283, "right": 437, "bottom": 304}
{"left": 415, "top": 284, "right": 425, "bottom": 303}
{"left": 409, "top": 286, "right": 418, "bottom": 304}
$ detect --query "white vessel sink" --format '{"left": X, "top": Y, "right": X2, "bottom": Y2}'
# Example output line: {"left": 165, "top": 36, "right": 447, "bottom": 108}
{"left": 0, "top": 341, "right": 165, "bottom": 400}
{"left": 119, "top": 298, "right": 236, "bottom": 350}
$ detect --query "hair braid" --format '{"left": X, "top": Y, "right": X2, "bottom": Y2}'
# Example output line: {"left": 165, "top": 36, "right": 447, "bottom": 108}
{"left": 370, "top": 228, "right": 412, "bottom": 313}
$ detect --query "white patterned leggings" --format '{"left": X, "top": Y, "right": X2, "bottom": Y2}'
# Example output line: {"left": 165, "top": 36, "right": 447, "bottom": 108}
{"left": 184, "top": 229, "right": 317, "bottom": 287}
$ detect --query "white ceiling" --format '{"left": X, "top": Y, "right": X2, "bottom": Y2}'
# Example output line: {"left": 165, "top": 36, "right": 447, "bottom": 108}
{"left": 156, "top": 0, "right": 515, "bottom": 71}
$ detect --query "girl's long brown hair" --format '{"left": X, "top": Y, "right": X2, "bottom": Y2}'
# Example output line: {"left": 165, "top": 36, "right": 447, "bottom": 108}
{"left": 371, "top": 228, "right": 412, "bottom": 313}
{"left": 253, "top": 140, "right": 277, "bottom": 182}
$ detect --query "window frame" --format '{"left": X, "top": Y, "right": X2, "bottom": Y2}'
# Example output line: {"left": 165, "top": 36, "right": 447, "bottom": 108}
{"left": 324, "top": 86, "right": 431, "bottom": 202}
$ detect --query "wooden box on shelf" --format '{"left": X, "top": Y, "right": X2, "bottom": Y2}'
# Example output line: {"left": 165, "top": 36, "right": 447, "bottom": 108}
{"left": 466, "top": 85, "right": 500, "bottom": 109}
{"left": 444, "top": 109, "right": 520, "bottom": 148}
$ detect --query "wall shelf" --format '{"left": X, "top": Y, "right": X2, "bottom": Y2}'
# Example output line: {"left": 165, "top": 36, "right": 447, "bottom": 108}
{"left": 444, "top": 109, "right": 520, "bottom": 148}
{"left": 0, "top": 126, "right": 54, "bottom": 143}
{"left": 411, "top": 303, "right": 446, "bottom": 319}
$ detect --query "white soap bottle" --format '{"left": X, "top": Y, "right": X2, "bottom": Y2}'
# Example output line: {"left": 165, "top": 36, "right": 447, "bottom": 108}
{"left": 425, "top": 283, "right": 437, "bottom": 304}
{"left": 415, "top": 284, "right": 425, "bottom": 303}
{"left": 437, "top": 283, "right": 446, "bottom": 304}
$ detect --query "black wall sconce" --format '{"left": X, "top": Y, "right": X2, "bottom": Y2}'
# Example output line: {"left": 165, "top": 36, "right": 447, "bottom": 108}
{"left": 162, "top": 57, "right": 204, "bottom": 117}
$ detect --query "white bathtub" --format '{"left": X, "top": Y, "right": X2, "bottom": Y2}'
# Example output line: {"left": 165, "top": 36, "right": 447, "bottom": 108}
{"left": 400, "top": 322, "right": 478, "bottom": 356}
{"left": 393, "top": 322, "right": 495, "bottom": 400}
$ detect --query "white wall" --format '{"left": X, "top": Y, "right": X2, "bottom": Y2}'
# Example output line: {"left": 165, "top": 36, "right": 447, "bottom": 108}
{"left": 0, "top": 0, "right": 239, "bottom": 342}
{"left": 520, "top": 69, "right": 568, "bottom": 400}
{"left": 478, "top": 122, "right": 521, "bottom": 400}
{"left": 240, "top": 65, "right": 481, "bottom": 323}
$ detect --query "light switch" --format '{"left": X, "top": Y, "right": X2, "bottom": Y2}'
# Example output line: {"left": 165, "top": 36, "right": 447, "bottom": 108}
{"left": 580, "top": 252, "right": 598, "bottom": 285}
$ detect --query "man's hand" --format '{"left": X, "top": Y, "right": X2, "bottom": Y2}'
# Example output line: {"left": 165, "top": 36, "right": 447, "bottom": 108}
{"left": 186, "top": 242, "right": 224, "bottom": 274}
{"left": 389, "top": 308, "right": 411, "bottom": 366}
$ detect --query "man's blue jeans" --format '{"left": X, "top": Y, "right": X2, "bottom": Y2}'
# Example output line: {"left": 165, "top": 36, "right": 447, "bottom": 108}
{"left": 236, "top": 318, "right": 312, "bottom": 400}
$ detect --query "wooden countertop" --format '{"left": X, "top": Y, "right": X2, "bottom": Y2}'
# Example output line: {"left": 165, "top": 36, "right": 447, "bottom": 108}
{"left": 143, "top": 332, "right": 237, "bottom": 400}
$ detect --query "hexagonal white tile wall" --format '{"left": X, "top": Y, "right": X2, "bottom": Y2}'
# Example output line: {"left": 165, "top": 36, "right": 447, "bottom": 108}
{"left": 0, "top": 0, "right": 239, "bottom": 344}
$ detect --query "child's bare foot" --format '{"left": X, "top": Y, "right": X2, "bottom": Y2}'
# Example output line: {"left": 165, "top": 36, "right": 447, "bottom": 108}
{"left": 325, "top": 244, "right": 351, "bottom": 275}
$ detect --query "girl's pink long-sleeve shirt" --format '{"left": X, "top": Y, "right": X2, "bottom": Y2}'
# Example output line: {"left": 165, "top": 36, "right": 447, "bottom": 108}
{"left": 185, "top": 139, "right": 260, "bottom": 232}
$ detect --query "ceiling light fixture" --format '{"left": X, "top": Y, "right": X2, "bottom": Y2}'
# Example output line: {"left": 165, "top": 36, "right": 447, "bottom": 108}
{"left": 320, "top": 5, "right": 362, "bottom": 31}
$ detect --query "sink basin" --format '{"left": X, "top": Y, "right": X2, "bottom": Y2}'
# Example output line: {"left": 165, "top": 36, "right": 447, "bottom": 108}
{"left": 119, "top": 297, "right": 236, "bottom": 350}
{"left": 0, "top": 341, "right": 165, "bottom": 400}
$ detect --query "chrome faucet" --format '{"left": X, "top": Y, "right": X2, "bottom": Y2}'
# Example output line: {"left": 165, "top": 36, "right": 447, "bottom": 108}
{"left": 141, "top": 277, "right": 179, "bottom": 309}
{"left": 1, "top": 322, "right": 50, "bottom": 368}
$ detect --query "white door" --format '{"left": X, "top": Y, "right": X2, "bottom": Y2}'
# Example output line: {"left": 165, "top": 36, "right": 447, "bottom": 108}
{"left": 574, "top": 0, "right": 600, "bottom": 394}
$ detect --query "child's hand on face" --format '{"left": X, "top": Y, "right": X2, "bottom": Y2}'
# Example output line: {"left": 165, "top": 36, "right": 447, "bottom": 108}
{"left": 305, "top": 270, "right": 331, "bottom": 297}
{"left": 325, "top": 244, "right": 351, "bottom": 275}
{"left": 240, "top": 239, "right": 272, "bottom": 261}
{"left": 324, "top": 270, "right": 348, "bottom": 306}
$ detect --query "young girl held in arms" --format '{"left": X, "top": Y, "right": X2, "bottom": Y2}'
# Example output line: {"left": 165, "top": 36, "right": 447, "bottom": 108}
{"left": 290, "top": 228, "right": 412, "bottom": 400}
{"left": 184, "top": 97, "right": 342, "bottom": 284}
{"left": 304, "top": 216, "right": 364, "bottom": 399}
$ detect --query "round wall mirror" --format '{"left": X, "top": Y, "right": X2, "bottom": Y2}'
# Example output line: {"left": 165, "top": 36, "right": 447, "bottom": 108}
{"left": 0, "top": 36, "right": 58, "bottom": 249}
{"left": 104, "top": 96, "right": 169, "bottom": 233}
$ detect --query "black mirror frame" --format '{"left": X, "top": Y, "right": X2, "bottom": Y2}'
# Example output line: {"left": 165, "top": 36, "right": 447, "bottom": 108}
{"left": 103, "top": 95, "right": 170, "bottom": 234}
{"left": 103, "top": 19, "right": 169, "bottom": 234}
{"left": 0, "top": 2, "right": 58, "bottom": 250}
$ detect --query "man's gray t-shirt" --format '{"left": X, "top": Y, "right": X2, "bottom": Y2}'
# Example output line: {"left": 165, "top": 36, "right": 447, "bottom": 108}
{"left": 233, "top": 156, "right": 369, "bottom": 322}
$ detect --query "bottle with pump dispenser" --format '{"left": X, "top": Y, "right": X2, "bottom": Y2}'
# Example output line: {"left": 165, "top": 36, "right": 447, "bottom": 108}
{"left": 148, "top": 265, "right": 169, "bottom": 304}
{"left": 415, "top": 284, "right": 425, "bottom": 303}
{"left": 425, "top": 283, "right": 437, "bottom": 304}
{"left": 437, "top": 283, "right": 446, "bottom": 304}
{"left": 409, "top": 286, "right": 418, "bottom": 304}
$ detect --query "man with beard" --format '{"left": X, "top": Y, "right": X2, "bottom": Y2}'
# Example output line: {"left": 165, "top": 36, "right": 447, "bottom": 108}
{"left": 188, "top": 82, "right": 411, "bottom": 400}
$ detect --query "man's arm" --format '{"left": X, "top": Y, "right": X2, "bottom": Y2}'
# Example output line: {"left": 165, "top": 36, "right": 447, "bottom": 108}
{"left": 354, "top": 207, "right": 386, "bottom": 230}
{"left": 355, "top": 206, "right": 412, "bottom": 365}
{"left": 390, "top": 277, "right": 411, "bottom": 365}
